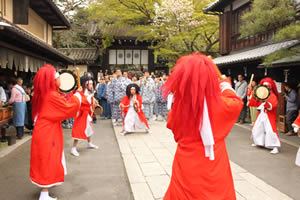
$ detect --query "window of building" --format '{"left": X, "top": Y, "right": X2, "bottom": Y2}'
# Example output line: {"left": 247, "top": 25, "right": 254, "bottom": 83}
{"left": 231, "top": 5, "right": 250, "bottom": 36}
{"left": 109, "top": 49, "right": 149, "bottom": 65}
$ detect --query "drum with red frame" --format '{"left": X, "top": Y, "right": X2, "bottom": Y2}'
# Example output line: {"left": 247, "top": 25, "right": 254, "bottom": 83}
{"left": 253, "top": 85, "right": 271, "bottom": 101}
{"left": 59, "top": 71, "right": 78, "bottom": 93}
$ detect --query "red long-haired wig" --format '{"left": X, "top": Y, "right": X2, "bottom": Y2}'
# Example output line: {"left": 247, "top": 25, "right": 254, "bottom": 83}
{"left": 259, "top": 77, "right": 279, "bottom": 98}
{"left": 32, "top": 64, "right": 57, "bottom": 120}
{"left": 161, "top": 53, "right": 221, "bottom": 135}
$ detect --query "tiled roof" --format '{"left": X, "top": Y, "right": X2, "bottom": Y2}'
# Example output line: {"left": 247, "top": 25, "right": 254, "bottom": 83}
{"left": 30, "top": 0, "right": 71, "bottom": 29}
{"left": 213, "top": 40, "right": 300, "bottom": 66}
{"left": 272, "top": 55, "right": 300, "bottom": 65}
{"left": 205, "top": 0, "right": 220, "bottom": 11}
{"left": 0, "top": 18, "right": 73, "bottom": 64}
{"left": 58, "top": 48, "right": 98, "bottom": 64}
{"left": 206, "top": 0, "right": 300, "bottom": 13}
{"left": 205, "top": 0, "right": 230, "bottom": 12}
{"left": 261, "top": 55, "right": 300, "bottom": 68}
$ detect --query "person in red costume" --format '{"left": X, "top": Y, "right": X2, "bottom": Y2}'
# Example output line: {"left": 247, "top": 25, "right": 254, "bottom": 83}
{"left": 71, "top": 76, "right": 99, "bottom": 156}
{"left": 120, "top": 83, "right": 151, "bottom": 135}
{"left": 292, "top": 112, "right": 300, "bottom": 136}
{"left": 30, "top": 65, "right": 82, "bottom": 200}
{"left": 247, "top": 77, "right": 281, "bottom": 154}
{"left": 161, "top": 53, "right": 244, "bottom": 200}
{"left": 292, "top": 113, "right": 300, "bottom": 166}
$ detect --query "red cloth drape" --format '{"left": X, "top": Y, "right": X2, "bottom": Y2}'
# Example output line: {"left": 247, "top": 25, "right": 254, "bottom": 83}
{"left": 164, "top": 89, "right": 243, "bottom": 200}
{"left": 120, "top": 95, "right": 149, "bottom": 129}
{"left": 248, "top": 91, "right": 278, "bottom": 135}
{"left": 30, "top": 91, "right": 80, "bottom": 187}
{"left": 293, "top": 112, "right": 300, "bottom": 127}
{"left": 72, "top": 91, "right": 93, "bottom": 140}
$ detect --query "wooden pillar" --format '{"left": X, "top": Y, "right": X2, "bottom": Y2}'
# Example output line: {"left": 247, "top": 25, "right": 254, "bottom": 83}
{"left": 148, "top": 49, "right": 154, "bottom": 73}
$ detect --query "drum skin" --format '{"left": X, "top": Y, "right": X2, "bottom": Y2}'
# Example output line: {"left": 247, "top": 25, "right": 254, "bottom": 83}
{"left": 94, "top": 106, "right": 103, "bottom": 115}
{"left": 59, "top": 72, "right": 76, "bottom": 93}
{"left": 253, "top": 85, "right": 271, "bottom": 101}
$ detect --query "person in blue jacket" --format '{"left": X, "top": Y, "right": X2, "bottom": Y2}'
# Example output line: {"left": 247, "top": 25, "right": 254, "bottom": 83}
{"left": 97, "top": 76, "right": 112, "bottom": 119}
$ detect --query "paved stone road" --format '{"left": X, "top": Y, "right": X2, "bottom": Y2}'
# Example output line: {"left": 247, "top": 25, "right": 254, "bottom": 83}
{"left": 227, "top": 125, "right": 300, "bottom": 200}
{"left": 113, "top": 120, "right": 293, "bottom": 200}
{"left": 0, "top": 119, "right": 133, "bottom": 200}
{"left": 1, "top": 118, "right": 299, "bottom": 200}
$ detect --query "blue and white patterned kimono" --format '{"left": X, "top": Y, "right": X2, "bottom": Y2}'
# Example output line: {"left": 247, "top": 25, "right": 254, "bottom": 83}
{"left": 153, "top": 82, "right": 159, "bottom": 116}
{"left": 140, "top": 77, "right": 156, "bottom": 120}
{"left": 111, "top": 77, "right": 131, "bottom": 120}
{"left": 106, "top": 82, "right": 114, "bottom": 104}
{"left": 155, "top": 81, "right": 168, "bottom": 117}
{"left": 124, "top": 78, "right": 132, "bottom": 87}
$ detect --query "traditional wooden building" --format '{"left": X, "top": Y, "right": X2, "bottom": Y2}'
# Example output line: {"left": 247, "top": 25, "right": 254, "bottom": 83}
{"left": 0, "top": 0, "right": 73, "bottom": 83}
{"left": 59, "top": 48, "right": 98, "bottom": 76}
{"left": 0, "top": 0, "right": 74, "bottom": 145}
{"left": 206, "top": 0, "right": 300, "bottom": 131}
{"left": 89, "top": 23, "right": 169, "bottom": 74}
{"left": 205, "top": 0, "right": 300, "bottom": 83}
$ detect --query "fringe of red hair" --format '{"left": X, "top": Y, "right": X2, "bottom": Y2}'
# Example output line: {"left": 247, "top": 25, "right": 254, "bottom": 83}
{"left": 161, "top": 53, "right": 221, "bottom": 134}
{"left": 32, "top": 64, "right": 57, "bottom": 120}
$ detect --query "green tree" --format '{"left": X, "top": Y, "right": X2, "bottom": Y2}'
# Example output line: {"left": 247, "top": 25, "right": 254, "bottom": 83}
{"left": 53, "top": 8, "right": 97, "bottom": 48}
{"left": 87, "top": 0, "right": 219, "bottom": 66}
{"left": 88, "top": 0, "right": 158, "bottom": 25}
{"left": 150, "top": 0, "right": 219, "bottom": 65}
{"left": 239, "top": 0, "right": 300, "bottom": 65}
{"left": 53, "top": 0, "right": 98, "bottom": 48}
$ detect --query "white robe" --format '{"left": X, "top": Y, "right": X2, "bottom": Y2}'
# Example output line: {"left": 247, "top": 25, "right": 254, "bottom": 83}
{"left": 124, "top": 98, "right": 147, "bottom": 132}
{"left": 296, "top": 148, "right": 300, "bottom": 166}
{"left": 293, "top": 124, "right": 300, "bottom": 166}
{"left": 252, "top": 103, "right": 280, "bottom": 149}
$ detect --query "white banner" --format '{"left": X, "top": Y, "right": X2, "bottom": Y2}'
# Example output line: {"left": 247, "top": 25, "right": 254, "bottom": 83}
{"left": 109, "top": 49, "right": 116, "bottom": 65}
{"left": 117, "top": 49, "right": 125, "bottom": 64}
{"left": 125, "top": 50, "right": 133, "bottom": 64}
{"left": 141, "top": 50, "right": 148, "bottom": 65}
{"left": 133, "top": 50, "right": 140, "bottom": 65}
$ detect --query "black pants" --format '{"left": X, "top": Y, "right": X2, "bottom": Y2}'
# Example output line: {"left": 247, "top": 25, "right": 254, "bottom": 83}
{"left": 16, "top": 126, "right": 24, "bottom": 139}
{"left": 286, "top": 110, "right": 298, "bottom": 132}
{"left": 238, "top": 99, "right": 247, "bottom": 122}
{"left": 100, "top": 99, "right": 112, "bottom": 118}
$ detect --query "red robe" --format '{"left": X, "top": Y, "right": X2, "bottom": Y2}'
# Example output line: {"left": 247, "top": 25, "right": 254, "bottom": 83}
{"left": 164, "top": 89, "right": 243, "bottom": 200}
{"left": 120, "top": 94, "right": 149, "bottom": 129}
{"left": 30, "top": 91, "right": 80, "bottom": 187}
{"left": 293, "top": 112, "right": 300, "bottom": 129}
{"left": 294, "top": 112, "right": 300, "bottom": 166}
{"left": 247, "top": 90, "right": 280, "bottom": 148}
{"left": 72, "top": 91, "right": 94, "bottom": 140}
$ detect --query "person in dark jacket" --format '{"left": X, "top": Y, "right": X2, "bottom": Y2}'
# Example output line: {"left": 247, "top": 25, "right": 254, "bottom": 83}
{"left": 284, "top": 82, "right": 299, "bottom": 136}
{"left": 98, "top": 76, "right": 111, "bottom": 119}
{"left": 25, "top": 86, "right": 33, "bottom": 132}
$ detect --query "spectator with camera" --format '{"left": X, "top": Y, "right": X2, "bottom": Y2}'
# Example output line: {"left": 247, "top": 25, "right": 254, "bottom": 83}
{"left": 284, "top": 82, "right": 298, "bottom": 136}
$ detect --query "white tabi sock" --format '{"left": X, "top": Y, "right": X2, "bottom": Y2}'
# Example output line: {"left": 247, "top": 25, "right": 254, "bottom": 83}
{"left": 146, "top": 129, "right": 152, "bottom": 134}
{"left": 71, "top": 147, "right": 80, "bottom": 156}
{"left": 39, "top": 191, "right": 49, "bottom": 200}
{"left": 39, "top": 191, "right": 57, "bottom": 200}
{"left": 270, "top": 147, "right": 279, "bottom": 154}
{"left": 88, "top": 142, "right": 99, "bottom": 149}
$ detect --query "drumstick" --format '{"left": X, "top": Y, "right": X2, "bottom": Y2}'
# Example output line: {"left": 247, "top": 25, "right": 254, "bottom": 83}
{"left": 249, "top": 74, "right": 254, "bottom": 87}
{"left": 76, "top": 67, "right": 81, "bottom": 88}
